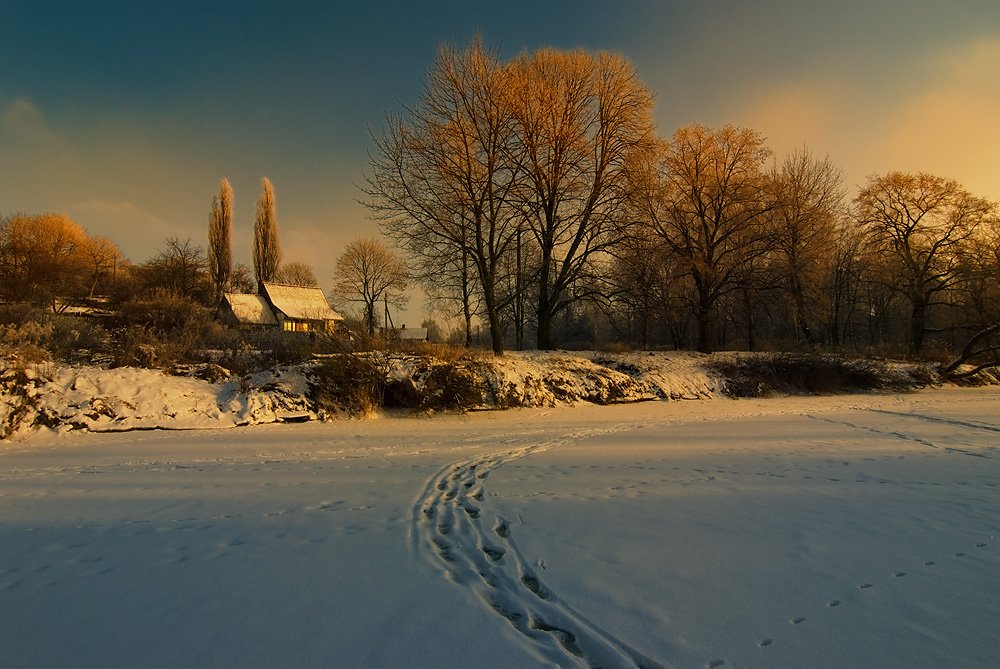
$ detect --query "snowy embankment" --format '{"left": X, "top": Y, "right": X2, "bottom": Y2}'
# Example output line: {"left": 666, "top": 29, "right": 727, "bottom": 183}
{"left": 0, "top": 350, "right": 954, "bottom": 439}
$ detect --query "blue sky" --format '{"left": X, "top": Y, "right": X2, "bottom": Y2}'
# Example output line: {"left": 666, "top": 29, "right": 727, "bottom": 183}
{"left": 2, "top": 1, "right": 999, "bottom": 319}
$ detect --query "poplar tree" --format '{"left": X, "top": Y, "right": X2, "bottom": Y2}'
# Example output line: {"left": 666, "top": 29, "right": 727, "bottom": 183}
{"left": 208, "top": 178, "right": 233, "bottom": 304}
{"left": 253, "top": 177, "right": 281, "bottom": 286}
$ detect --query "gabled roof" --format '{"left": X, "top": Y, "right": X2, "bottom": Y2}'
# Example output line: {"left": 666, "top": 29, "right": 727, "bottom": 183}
{"left": 262, "top": 282, "right": 343, "bottom": 322}
{"left": 399, "top": 327, "right": 429, "bottom": 341}
{"left": 224, "top": 293, "right": 278, "bottom": 325}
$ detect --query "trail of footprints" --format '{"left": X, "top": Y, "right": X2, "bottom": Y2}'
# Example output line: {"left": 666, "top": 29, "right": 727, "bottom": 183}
{"left": 415, "top": 419, "right": 997, "bottom": 669}
{"left": 413, "top": 428, "right": 667, "bottom": 669}
{"left": 702, "top": 535, "right": 996, "bottom": 668}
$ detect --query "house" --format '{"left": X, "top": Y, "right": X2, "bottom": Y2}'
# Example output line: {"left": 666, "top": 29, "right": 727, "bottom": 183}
{"left": 222, "top": 282, "right": 343, "bottom": 332}
{"left": 395, "top": 325, "right": 429, "bottom": 342}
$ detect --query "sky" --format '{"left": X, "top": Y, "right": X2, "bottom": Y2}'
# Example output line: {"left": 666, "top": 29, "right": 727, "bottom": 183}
{"left": 2, "top": 0, "right": 999, "bottom": 323}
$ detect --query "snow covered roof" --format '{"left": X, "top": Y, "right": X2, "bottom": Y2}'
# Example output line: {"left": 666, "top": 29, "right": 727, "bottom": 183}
{"left": 262, "top": 283, "right": 343, "bottom": 322}
{"left": 224, "top": 293, "right": 278, "bottom": 326}
{"left": 398, "top": 327, "right": 429, "bottom": 341}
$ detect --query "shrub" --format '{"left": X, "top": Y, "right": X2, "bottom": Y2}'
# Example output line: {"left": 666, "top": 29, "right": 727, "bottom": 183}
{"left": 310, "top": 354, "right": 388, "bottom": 418}
{"left": 710, "top": 353, "right": 899, "bottom": 397}
{"left": 418, "top": 361, "right": 485, "bottom": 411}
{"left": 117, "top": 289, "right": 210, "bottom": 332}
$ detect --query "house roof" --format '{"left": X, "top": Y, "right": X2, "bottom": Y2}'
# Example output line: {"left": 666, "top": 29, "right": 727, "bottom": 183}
{"left": 399, "top": 327, "right": 429, "bottom": 341}
{"left": 224, "top": 293, "right": 278, "bottom": 326}
{"left": 262, "top": 283, "right": 343, "bottom": 322}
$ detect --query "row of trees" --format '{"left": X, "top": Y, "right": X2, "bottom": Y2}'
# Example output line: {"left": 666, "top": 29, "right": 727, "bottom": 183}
{"left": 366, "top": 39, "right": 1000, "bottom": 361}
{"left": 0, "top": 177, "right": 316, "bottom": 314}
{"left": 0, "top": 212, "right": 125, "bottom": 308}
{"left": 0, "top": 175, "right": 409, "bottom": 341}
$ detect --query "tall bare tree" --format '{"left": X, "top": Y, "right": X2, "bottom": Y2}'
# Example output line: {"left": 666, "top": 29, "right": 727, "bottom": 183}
{"left": 769, "top": 148, "right": 845, "bottom": 344}
{"left": 208, "top": 178, "right": 233, "bottom": 306}
{"left": 508, "top": 48, "right": 655, "bottom": 349}
{"left": 366, "top": 38, "right": 521, "bottom": 354}
{"left": 855, "top": 172, "right": 994, "bottom": 354}
{"left": 253, "top": 177, "right": 281, "bottom": 286}
{"left": 332, "top": 237, "right": 408, "bottom": 335}
{"left": 632, "top": 124, "right": 774, "bottom": 351}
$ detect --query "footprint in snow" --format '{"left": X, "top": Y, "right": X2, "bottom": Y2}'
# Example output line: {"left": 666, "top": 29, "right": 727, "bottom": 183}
{"left": 483, "top": 546, "right": 505, "bottom": 562}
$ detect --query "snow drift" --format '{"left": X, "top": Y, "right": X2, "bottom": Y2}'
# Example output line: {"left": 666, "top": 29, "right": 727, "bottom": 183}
{"left": 0, "top": 350, "right": 959, "bottom": 439}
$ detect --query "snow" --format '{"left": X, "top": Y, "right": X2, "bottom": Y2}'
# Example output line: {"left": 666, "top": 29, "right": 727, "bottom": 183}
{"left": 261, "top": 282, "right": 342, "bottom": 322}
{"left": 223, "top": 293, "right": 278, "bottom": 326}
{"left": 2, "top": 387, "right": 998, "bottom": 668}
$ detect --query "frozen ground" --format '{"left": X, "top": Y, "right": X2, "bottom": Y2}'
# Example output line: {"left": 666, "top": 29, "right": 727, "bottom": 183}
{"left": 1, "top": 388, "right": 998, "bottom": 668}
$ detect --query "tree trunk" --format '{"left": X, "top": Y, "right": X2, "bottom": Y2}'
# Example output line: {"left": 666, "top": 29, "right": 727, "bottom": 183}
{"left": 536, "top": 246, "right": 554, "bottom": 350}
{"left": 696, "top": 307, "right": 712, "bottom": 353}
{"left": 909, "top": 295, "right": 927, "bottom": 355}
{"left": 790, "top": 276, "right": 815, "bottom": 345}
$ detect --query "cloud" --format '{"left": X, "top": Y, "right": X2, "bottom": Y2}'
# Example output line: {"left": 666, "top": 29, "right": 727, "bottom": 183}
{"left": 0, "top": 97, "right": 83, "bottom": 206}
{"left": 1, "top": 98, "right": 53, "bottom": 137}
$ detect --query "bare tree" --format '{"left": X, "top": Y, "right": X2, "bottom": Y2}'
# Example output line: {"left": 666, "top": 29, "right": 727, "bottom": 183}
{"left": 140, "top": 237, "right": 212, "bottom": 303}
{"left": 227, "top": 263, "right": 255, "bottom": 293}
{"left": 942, "top": 214, "right": 1000, "bottom": 377}
{"left": 253, "top": 177, "right": 281, "bottom": 285}
{"left": 332, "top": 236, "right": 408, "bottom": 335}
{"left": 208, "top": 178, "right": 233, "bottom": 305}
{"left": 366, "top": 38, "right": 521, "bottom": 354}
{"left": 508, "top": 48, "right": 655, "bottom": 349}
{"left": 769, "top": 148, "right": 845, "bottom": 344}
{"left": 81, "top": 236, "right": 123, "bottom": 298}
{"left": 273, "top": 261, "right": 318, "bottom": 287}
{"left": 411, "top": 235, "right": 483, "bottom": 348}
{"left": 632, "top": 124, "right": 774, "bottom": 352}
{"left": 855, "top": 172, "right": 994, "bottom": 354}
{"left": 824, "top": 221, "right": 867, "bottom": 348}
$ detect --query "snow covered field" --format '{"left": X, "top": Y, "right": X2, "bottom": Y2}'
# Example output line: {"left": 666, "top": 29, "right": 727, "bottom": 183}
{"left": 2, "top": 388, "right": 998, "bottom": 668}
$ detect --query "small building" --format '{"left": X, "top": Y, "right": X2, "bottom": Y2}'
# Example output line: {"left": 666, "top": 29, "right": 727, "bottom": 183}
{"left": 222, "top": 282, "right": 343, "bottom": 332}
{"left": 396, "top": 325, "right": 429, "bottom": 343}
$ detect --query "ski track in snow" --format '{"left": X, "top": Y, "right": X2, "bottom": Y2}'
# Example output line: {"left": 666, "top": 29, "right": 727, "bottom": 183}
{"left": 807, "top": 410, "right": 996, "bottom": 458}
{"left": 410, "top": 423, "right": 670, "bottom": 669}
{"left": 410, "top": 405, "right": 1000, "bottom": 669}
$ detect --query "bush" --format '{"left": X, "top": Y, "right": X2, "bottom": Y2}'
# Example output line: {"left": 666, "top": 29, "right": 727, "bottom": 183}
{"left": 310, "top": 354, "right": 388, "bottom": 418}
{"left": 0, "top": 311, "right": 110, "bottom": 364}
{"left": 418, "top": 361, "right": 485, "bottom": 411}
{"left": 117, "top": 289, "right": 210, "bottom": 332}
{"left": 710, "top": 353, "right": 899, "bottom": 397}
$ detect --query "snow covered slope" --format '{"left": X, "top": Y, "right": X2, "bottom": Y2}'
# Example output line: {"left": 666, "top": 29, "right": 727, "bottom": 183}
{"left": 0, "top": 350, "right": 950, "bottom": 439}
